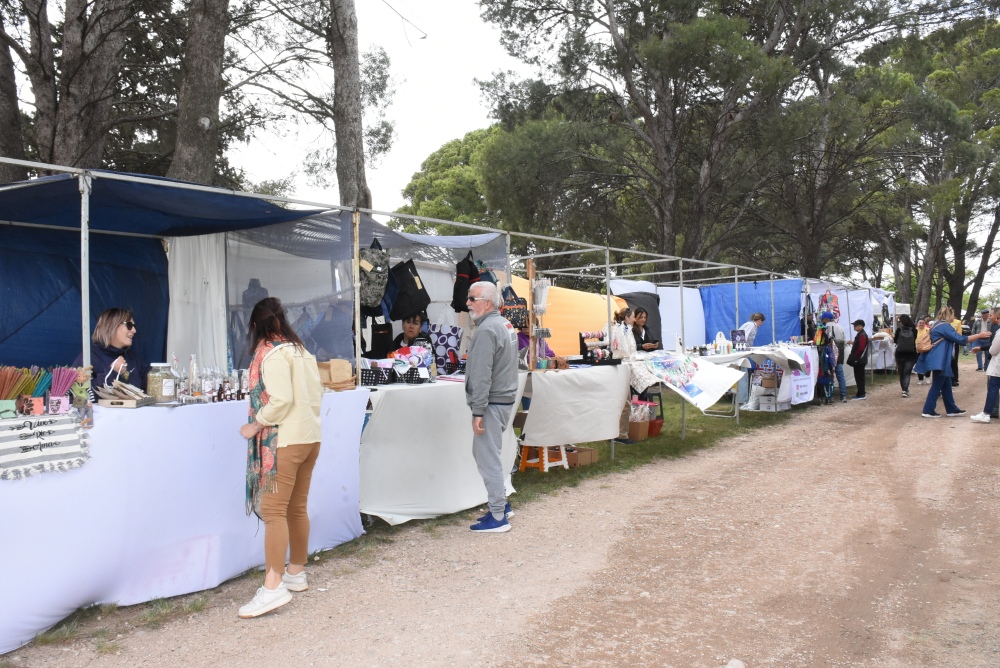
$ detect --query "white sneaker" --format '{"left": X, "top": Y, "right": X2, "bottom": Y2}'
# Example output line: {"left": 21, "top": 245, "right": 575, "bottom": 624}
{"left": 282, "top": 570, "right": 308, "bottom": 592}
{"left": 970, "top": 412, "right": 991, "bottom": 424}
{"left": 238, "top": 583, "right": 292, "bottom": 618}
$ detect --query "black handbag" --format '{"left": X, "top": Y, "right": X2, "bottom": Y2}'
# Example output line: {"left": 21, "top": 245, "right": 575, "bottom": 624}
{"left": 368, "top": 320, "right": 394, "bottom": 359}
{"left": 451, "top": 251, "right": 481, "bottom": 312}
{"left": 389, "top": 259, "right": 431, "bottom": 321}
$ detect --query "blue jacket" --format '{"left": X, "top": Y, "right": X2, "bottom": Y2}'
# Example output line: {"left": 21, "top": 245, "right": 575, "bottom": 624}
{"left": 76, "top": 343, "right": 146, "bottom": 390}
{"left": 915, "top": 322, "right": 968, "bottom": 377}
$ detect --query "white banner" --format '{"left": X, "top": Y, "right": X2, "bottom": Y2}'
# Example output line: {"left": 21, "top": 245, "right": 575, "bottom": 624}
{"left": 643, "top": 355, "right": 746, "bottom": 411}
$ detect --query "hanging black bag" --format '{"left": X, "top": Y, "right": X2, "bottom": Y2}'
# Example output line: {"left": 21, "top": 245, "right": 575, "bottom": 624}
{"left": 451, "top": 251, "right": 481, "bottom": 312}
{"left": 389, "top": 259, "right": 431, "bottom": 321}
{"left": 367, "top": 318, "right": 395, "bottom": 359}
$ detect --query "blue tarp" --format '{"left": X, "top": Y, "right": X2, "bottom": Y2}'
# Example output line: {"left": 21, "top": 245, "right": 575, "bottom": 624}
{"left": 699, "top": 278, "right": 803, "bottom": 346}
{"left": 0, "top": 172, "right": 320, "bottom": 235}
{"left": 0, "top": 226, "right": 168, "bottom": 368}
{"left": 0, "top": 171, "right": 323, "bottom": 368}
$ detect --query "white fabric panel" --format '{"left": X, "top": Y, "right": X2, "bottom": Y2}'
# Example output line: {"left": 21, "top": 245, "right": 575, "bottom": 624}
{"left": 359, "top": 377, "right": 526, "bottom": 525}
{"left": 657, "top": 287, "right": 706, "bottom": 349}
{"left": 610, "top": 278, "right": 657, "bottom": 295}
{"left": 521, "top": 365, "right": 630, "bottom": 446}
{"left": 0, "top": 391, "right": 367, "bottom": 654}
{"left": 167, "top": 234, "right": 229, "bottom": 370}
{"left": 871, "top": 337, "right": 897, "bottom": 369}
{"left": 846, "top": 290, "right": 875, "bottom": 335}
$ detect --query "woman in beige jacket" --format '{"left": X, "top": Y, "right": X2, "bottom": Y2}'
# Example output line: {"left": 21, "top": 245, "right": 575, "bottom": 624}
{"left": 237, "top": 297, "right": 323, "bottom": 618}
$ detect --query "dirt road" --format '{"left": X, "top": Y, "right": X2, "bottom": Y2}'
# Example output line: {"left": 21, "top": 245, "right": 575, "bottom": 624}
{"left": 8, "top": 361, "right": 1000, "bottom": 667}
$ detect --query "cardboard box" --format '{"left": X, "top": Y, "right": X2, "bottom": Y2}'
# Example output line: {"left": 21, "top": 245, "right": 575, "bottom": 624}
{"left": 760, "top": 376, "right": 777, "bottom": 388}
{"left": 628, "top": 420, "right": 649, "bottom": 442}
{"left": 758, "top": 395, "right": 777, "bottom": 407}
{"left": 567, "top": 446, "right": 598, "bottom": 467}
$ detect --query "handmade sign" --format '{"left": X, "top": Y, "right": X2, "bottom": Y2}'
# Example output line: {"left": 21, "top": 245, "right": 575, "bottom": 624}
{"left": 0, "top": 413, "right": 89, "bottom": 480}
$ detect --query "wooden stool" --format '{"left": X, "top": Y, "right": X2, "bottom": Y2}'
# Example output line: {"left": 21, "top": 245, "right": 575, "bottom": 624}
{"left": 519, "top": 443, "right": 569, "bottom": 473}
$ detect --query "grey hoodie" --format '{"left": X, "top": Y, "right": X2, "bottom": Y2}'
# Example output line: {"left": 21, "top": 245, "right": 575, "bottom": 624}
{"left": 464, "top": 309, "right": 519, "bottom": 416}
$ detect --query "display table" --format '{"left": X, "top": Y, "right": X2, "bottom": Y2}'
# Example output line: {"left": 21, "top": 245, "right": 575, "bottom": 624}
{"left": 0, "top": 390, "right": 368, "bottom": 654}
{"left": 359, "top": 377, "right": 526, "bottom": 525}
{"left": 520, "top": 365, "right": 630, "bottom": 446}
{"left": 700, "top": 345, "right": 818, "bottom": 407}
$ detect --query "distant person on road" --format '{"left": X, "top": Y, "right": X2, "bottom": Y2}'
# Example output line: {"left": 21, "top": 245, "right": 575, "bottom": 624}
{"left": 893, "top": 314, "right": 919, "bottom": 398}
{"left": 915, "top": 306, "right": 990, "bottom": 418}
{"left": 846, "top": 320, "right": 870, "bottom": 400}
{"left": 970, "top": 324, "right": 1000, "bottom": 423}
{"left": 971, "top": 310, "right": 989, "bottom": 370}
{"left": 820, "top": 312, "right": 848, "bottom": 403}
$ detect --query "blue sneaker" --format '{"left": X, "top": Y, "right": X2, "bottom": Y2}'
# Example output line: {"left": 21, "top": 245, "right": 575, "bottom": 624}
{"left": 470, "top": 513, "right": 511, "bottom": 533}
{"left": 477, "top": 502, "right": 513, "bottom": 523}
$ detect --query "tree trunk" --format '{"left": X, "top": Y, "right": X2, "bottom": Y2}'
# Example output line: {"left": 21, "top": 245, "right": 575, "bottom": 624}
{"left": 0, "top": 14, "right": 26, "bottom": 183}
{"left": 965, "top": 202, "right": 1000, "bottom": 318}
{"left": 327, "top": 0, "right": 371, "bottom": 209}
{"left": 167, "top": 0, "right": 231, "bottom": 184}
{"left": 50, "top": 0, "right": 135, "bottom": 167}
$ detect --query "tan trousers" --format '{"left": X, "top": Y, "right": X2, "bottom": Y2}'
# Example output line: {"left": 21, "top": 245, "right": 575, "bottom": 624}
{"left": 260, "top": 441, "right": 320, "bottom": 574}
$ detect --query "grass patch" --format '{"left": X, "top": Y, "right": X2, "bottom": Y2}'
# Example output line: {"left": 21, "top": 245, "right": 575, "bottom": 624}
{"left": 136, "top": 598, "right": 174, "bottom": 628}
{"left": 34, "top": 620, "right": 79, "bottom": 645}
{"left": 509, "top": 391, "right": 795, "bottom": 504}
{"left": 99, "top": 602, "right": 119, "bottom": 616}
{"left": 182, "top": 595, "right": 207, "bottom": 614}
{"left": 94, "top": 639, "right": 120, "bottom": 654}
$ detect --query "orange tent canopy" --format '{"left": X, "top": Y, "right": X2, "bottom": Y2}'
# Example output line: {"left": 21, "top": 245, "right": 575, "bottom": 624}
{"left": 510, "top": 276, "right": 627, "bottom": 356}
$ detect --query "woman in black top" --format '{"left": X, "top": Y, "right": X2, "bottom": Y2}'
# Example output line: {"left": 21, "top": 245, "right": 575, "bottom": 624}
{"left": 392, "top": 312, "right": 432, "bottom": 349}
{"left": 631, "top": 308, "right": 660, "bottom": 351}
{"left": 893, "top": 314, "right": 919, "bottom": 398}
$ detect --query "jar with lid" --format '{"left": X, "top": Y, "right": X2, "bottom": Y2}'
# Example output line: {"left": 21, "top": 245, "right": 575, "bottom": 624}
{"left": 147, "top": 363, "right": 177, "bottom": 403}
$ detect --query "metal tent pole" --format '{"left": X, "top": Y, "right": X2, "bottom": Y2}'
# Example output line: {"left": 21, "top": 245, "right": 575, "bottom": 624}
{"left": 770, "top": 274, "right": 776, "bottom": 344}
{"left": 680, "top": 259, "right": 686, "bottom": 441}
{"left": 352, "top": 209, "right": 361, "bottom": 384}
{"left": 734, "top": 267, "right": 740, "bottom": 425}
{"left": 606, "top": 247, "right": 616, "bottom": 460}
{"left": 79, "top": 173, "right": 92, "bottom": 367}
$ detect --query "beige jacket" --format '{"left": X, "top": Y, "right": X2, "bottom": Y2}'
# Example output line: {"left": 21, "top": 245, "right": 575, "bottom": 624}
{"left": 254, "top": 344, "right": 323, "bottom": 447}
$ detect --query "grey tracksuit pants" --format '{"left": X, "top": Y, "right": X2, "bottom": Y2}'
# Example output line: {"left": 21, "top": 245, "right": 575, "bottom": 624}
{"left": 472, "top": 403, "right": 512, "bottom": 518}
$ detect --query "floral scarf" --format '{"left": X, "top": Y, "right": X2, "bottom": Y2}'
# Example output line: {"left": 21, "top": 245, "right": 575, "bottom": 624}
{"left": 246, "top": 340, "right": 290, "bottom": 518}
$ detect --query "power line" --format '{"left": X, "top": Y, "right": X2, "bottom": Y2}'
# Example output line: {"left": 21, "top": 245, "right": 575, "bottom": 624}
{"left": 379, "top": 0, "right": 428, "bottom": 42}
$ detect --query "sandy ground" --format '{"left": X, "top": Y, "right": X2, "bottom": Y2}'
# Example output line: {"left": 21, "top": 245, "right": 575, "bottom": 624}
{"left": 7, "top": 358, "right": 1000, "bottom": 668}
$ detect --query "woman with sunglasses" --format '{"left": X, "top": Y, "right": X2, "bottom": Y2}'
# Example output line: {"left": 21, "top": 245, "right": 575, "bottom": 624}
{"left": 87, "top": 308, "right": 146, "bottom": 390}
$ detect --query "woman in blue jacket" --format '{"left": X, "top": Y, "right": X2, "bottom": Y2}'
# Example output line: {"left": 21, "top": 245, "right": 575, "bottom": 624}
{"left": 916, "top": 306, "right": 990, "bottom": 417}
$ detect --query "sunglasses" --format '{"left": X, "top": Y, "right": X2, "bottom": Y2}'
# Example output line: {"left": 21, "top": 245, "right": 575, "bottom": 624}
{"left": 466, "top": 297, "right": 487, "bottom": 302}
{"left": 123, "top": 321, "right": 135, "bottom": 331}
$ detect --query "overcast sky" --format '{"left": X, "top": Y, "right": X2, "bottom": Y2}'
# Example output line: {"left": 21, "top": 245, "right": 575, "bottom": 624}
{"left": 228, "top": 1, "right": 532, "bottom": 214}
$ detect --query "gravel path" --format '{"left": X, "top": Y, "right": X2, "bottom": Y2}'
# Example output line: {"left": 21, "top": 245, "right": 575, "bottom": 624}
{"left": 7, "top": 360, "right": 1000, "bottom": 667}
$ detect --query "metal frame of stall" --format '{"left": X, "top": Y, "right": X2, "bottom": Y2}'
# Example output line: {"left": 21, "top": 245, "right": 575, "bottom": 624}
{"left": 534, "top": 254, "right": 801, "bottom": 445}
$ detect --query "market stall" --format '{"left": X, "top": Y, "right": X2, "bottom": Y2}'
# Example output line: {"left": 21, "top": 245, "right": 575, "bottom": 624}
{"left": 0, "top": 391, "right": 367, "bottom": 654}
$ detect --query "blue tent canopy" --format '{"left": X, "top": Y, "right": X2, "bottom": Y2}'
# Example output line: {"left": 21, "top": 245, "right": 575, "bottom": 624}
{"left": 0, "top": 172, "right": 321, "bottom": 235}
{"left": 0, "top": 171, "right": 325, "bottom": 369}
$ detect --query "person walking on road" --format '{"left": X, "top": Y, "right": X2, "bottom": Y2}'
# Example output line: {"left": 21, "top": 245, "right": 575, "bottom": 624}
{"left": 915, "top": 306, "right": 990, "bottom": 418}
{"left": 465, "top": 281, "right": 519, "bottom": 533}
{"left": 893, "top": 314, "right": 919, "bottom": 398}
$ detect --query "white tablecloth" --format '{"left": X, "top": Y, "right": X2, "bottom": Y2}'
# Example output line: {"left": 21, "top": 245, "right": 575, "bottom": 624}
{"left": 359, "top": 377, "right": 525, "bottom": 525}
{"left": 521, "top": 365, "right": 630, "bottom": 446}
{"left": 0, "top": 390, "right": 368, "bottom": 654}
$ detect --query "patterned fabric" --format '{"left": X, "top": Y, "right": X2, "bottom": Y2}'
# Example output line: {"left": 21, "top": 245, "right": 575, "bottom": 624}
{"left": 428, "top": 323, "right": 463, "bottom": 369}
{"left": 0, "top": 413, "right": 89, "bottom": 480}
{"left": 246, "top": 340, "right": 291, "bottom": 518}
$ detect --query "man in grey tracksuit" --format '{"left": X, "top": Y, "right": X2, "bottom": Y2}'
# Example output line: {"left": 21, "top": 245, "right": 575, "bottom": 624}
{"left": 465, "top": 281, "right": 519, "bottom": 533}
